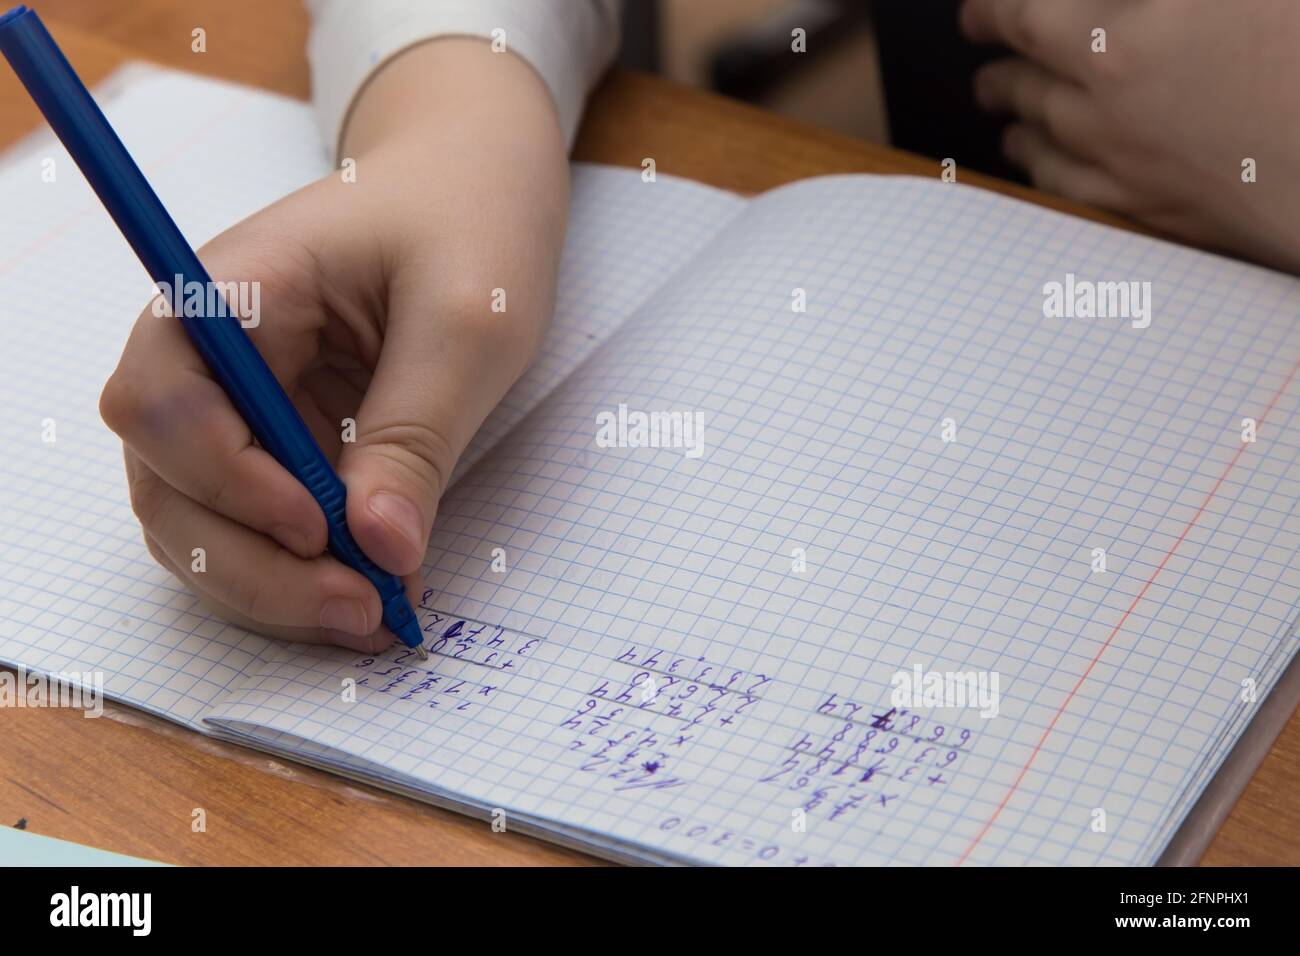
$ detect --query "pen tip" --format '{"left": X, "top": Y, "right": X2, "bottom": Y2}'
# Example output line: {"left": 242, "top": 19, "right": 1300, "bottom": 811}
{"left": 415, "top": 644, "right": 429, "bottom": 660}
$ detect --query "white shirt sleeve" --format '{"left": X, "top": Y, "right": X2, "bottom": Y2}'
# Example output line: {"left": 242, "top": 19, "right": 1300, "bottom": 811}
{"left": 305, "top": 0, "right": 621, "bottom": 157}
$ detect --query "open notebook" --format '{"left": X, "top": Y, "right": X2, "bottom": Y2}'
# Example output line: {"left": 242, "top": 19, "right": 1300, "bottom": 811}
{"left": 2, "top": 67, "right": 1298, "bottom": 866}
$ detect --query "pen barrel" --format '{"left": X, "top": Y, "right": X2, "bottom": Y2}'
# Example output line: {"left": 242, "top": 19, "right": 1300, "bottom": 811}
{"left": 301, "top": 456, "right": 412, "bottom": 613}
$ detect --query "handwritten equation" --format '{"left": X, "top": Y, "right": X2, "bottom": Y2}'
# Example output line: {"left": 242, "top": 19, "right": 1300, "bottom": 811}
{"left": 555, "top": 643, "right": 773, "bottom": 795}
{"left": 760, "top": 693, "right": 979, "bottom": 824}
{"left": 345, "top": 594, "right": 549, "bottom": 716}
{"left": 350, "top": 604, "right": 981, "bottom": 857}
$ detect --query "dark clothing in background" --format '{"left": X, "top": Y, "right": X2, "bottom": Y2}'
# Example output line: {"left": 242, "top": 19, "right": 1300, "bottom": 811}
{"left": 870, "top": 0, "right": 1027, "bottom": 184}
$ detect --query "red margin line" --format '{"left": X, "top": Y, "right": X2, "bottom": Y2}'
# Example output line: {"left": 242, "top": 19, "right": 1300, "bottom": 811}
{"left": 956, "top": 353, "right": 1300, "bottom": 866}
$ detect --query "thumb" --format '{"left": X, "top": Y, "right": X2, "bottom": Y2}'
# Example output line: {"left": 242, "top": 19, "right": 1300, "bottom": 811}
{"left": 336, "top": 298, "right": 524, "bottom": 577}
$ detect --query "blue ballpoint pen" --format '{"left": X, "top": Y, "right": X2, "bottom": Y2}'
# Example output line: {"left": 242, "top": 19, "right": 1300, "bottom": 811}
{"left": 0, "top": 5, "right": 427, "bottom": 658}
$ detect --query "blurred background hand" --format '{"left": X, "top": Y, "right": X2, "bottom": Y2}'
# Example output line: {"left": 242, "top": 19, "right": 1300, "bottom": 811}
{"left": 962, "top": 0, "right": 1300, "bottom": 272}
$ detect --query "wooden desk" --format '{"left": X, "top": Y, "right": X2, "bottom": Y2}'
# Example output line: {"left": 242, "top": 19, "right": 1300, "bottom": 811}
{"left": 2, "top": 0, "right": 1296, "bottom": 866}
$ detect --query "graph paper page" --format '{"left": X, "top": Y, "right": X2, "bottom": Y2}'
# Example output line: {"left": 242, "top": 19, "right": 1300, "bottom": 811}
{"left": 210, "top": 175, "right": 1300, "bottom": 865}
{"left": 0, "top": 68, "right": 743, "bottom": 728}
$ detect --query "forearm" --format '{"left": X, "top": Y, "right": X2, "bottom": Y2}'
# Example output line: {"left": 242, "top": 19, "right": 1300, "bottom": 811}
{"left": 338, "top": 38, "right": 571, "bottom": 383}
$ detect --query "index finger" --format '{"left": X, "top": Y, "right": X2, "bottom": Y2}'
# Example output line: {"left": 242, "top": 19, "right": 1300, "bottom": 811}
{"left": 960, "top": 0, "right": 1119, "bottom": 81}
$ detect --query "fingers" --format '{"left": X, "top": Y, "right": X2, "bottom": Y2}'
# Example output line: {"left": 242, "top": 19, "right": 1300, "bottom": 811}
{"left": 333, "top": 334, "right": 464, "bottom": 577}
{"left": 336, "top": 294, "right": 532, "bottom": 577}
{"left": 973, "top": 58, "right": 1100, "bottom": 161}
{"left": 125, "top": 450, "right": 391, "bottom": 653}
{"left": 101, "top": 238, "right": 334, "bottom": 557}
{"left": 961, "top": 0, "right": 1120, "bottom": 81}
{"left": 141, "top": 528, "right": 388, "bottom": 650}
{"left": 102, "top": 312, "right": 327, "bottom": 557}
{"left": 1002, "top": 123, "right": 1135, "bottom": 210}
{"left": 963, "top": 3, "right": 1135, "bottom": 211}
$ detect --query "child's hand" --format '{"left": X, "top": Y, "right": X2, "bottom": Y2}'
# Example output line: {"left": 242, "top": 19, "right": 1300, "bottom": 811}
{"left": 99, "top": 40, "right": 569, "bottom": 652}
{"left": 962, "top": 0, "right": 1300, "bottom": 273}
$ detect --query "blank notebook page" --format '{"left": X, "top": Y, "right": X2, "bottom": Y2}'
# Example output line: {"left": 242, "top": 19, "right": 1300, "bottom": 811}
{"left": 0, "top": 69, "right": 743, "bottom": 725}
{"left": 209, "top": 175, "right": 1300, "bottom": 865}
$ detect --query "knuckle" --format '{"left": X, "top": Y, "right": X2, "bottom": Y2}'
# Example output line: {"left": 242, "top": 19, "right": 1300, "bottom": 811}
{"left": 1009, "top": 0, "right": 1046, "bottom": 53}
{"left": 98, "top": 371, "right": 142, "bottom": 437}
{"left": 434, "top": 276, "right": 496, "bottom": 316}
{"left": 142, "top": 531, "right": 169, "bottom": 569}
{"left": 188, "top": 393, "right": 235, "bottom": 447}
{"left": 129, "top": 469, "right": 171, "bottom": 535}
{"left": 1087, "top": 44, "right": 1127, "bottom": 85}
{"left": 225, "top": 565, "right": 274, "bottom": 623}
{"left": 362, "top": 419, "right": 455, "bottom": 501}
{"left": 1009, "top": 69, "right": 1040, "bottom": 119}
{"left": 1040, "top": 86, "right": 1072, "bottom": 137}
{"left": 441, "top": 281, "right": 547, "bottom": 376}
{"left": 1034, "top": 161, "right": 1067, "bottom": 198}
{"left": 199, "top": 453, "right": 239, "bottom": 516}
